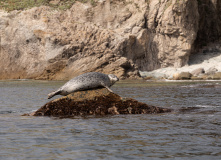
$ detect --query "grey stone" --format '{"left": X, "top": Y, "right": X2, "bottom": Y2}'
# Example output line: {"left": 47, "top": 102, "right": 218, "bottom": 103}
{"left": 191, "top": 68, "right": 205, "bottom": 76}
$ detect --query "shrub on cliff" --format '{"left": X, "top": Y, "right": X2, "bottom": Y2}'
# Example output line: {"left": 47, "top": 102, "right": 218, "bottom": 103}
{"left": 0, "top": 0, "right": 97, "bottom": 12}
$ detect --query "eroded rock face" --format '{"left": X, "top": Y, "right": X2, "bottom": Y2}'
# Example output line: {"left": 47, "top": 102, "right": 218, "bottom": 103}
{"left": 0, "top": 1, "right": 146, "bottom": 80}
{"left": 32, "top": 88, "right": 171, "bottom": 117}
{"left": 145, "top": 0, "right": 199, "bottom": 69}
{"left": 0, "top": 0, "right": 220, "bottom": 80}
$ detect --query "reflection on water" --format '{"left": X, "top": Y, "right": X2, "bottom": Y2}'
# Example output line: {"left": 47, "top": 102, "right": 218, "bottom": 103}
{"left": 0, "top": 80, "right": 221, "bottom": 159}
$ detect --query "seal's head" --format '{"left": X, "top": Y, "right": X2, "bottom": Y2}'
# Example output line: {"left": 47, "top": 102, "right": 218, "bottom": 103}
{"left": 108, "top": 74, "right": 119, "bottom": 85}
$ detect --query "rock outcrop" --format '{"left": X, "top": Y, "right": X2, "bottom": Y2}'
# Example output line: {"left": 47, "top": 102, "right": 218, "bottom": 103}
{"left": 31, "top": 88, "right": 171, "bottom": 117}
{"left": 146, "top": 0, "right": 198, "bottom": 69}
{"left": 0, "top": 0, "right": 221, "bottom": 80}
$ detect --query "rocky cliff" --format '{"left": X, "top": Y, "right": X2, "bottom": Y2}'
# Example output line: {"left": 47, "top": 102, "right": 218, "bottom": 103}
{"left": 0, "top": 0, "right": 220, "bottom": 80}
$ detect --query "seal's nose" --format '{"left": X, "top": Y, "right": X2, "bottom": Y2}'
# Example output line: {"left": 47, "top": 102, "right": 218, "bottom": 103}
{"left": 117, "top": 77, "right": 119, "bottom": 81}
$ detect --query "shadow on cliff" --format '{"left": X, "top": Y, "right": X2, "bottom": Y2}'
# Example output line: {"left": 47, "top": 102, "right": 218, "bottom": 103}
{"left": 192, "top": 0, "right": 221, "bottom": 52}
{"left": 188, "top": 50, "right": 221, "bottom": 66}
{"left": 189, "top": 0, "right": 221, "bottom": 65}
{"left": 118, "top": 31, "right": 160, "bottom": 73}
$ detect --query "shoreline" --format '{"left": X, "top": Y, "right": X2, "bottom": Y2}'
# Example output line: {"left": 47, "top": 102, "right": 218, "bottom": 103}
{"left": 1, "top": 79, "right": 221, "bottom": 83}
{"left": 140, "top": 45, "right": 221, "bottom": 80}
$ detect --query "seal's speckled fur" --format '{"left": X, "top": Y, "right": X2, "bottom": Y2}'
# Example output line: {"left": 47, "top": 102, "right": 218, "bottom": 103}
{"left": 48, "top": 72, "right": 119, "bottom": 99}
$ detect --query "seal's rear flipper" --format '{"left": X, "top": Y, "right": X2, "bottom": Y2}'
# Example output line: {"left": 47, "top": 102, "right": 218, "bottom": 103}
{"left": 48, "top": 90, "right": 61, "bottom": 99}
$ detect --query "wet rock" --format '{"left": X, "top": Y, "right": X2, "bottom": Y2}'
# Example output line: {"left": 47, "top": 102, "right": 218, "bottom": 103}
{"left": 178, "top": 107, "right": 201, "bottom": 113}
{"left": 211, "top": 72, "right": 221, "bottom": 80}
{"left": 191, "top": 76, "right": 203, "bottom": 80}
{"left": 31, "top": 88, "right": 171, "bottom": 117}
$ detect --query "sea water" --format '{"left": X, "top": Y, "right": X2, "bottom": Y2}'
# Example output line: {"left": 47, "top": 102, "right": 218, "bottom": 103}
{"left": 0, "top": 80, "right": 221, "bottom": 160}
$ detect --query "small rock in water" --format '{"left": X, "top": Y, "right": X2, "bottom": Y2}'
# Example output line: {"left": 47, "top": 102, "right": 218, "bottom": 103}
{"left": 29, "top": 88, "right": 171, "bottom": 118}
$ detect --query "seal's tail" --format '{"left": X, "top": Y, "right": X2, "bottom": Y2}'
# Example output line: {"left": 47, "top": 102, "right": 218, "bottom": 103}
{"left": 48, "top": 90, "right": 61, "bottom": 99}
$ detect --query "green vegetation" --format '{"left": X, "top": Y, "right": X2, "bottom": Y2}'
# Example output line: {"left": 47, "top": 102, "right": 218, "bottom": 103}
{"left": 0, "top": 0, "right": 97, "bottom": 12}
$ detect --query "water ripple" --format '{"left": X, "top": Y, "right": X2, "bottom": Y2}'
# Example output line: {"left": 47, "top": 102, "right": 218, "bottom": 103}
{"left": 0, "top": 80, "right": 221, "bottom": 159}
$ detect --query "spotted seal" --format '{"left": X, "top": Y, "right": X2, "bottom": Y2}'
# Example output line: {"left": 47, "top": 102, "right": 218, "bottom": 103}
{"left": 48, "top": 72, "right": 119, "bottom": 99}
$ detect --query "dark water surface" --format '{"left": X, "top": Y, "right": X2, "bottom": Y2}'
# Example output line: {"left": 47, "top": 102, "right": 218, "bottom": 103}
{"left": 0, "top": 80, "right": 221, "bottom": 160}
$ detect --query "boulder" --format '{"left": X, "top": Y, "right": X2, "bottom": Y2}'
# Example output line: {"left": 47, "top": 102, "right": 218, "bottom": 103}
{"left": 191, "top": 68, "right": 205, "bottom": 76}
{"left": 173, "top": 73, "right": 179, "bottom": 80}
{"left": 211, "top": 72, "right": 221, "bottom": 80}
{"left": 173, "top": 72, "right": 192, "bottom": 80}
{"left": 31, "top": 88, "right": 171, "bottom": 117}
{"left": 205, "top": 67, "right": 218, "bottom": 75}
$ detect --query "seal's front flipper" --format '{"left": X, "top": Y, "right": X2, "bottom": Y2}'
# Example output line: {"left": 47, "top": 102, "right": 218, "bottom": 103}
{"left": 105, "top": 86, "right": 113, "bottom": 92}
{"left": 101, "top": 82, "right": 113, "bottom": 92}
